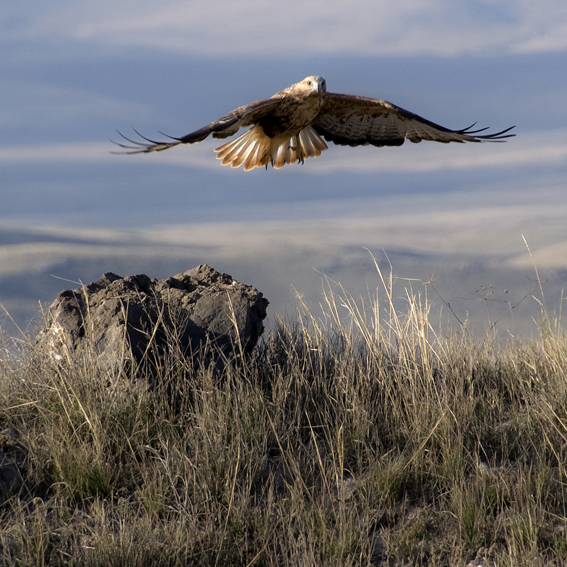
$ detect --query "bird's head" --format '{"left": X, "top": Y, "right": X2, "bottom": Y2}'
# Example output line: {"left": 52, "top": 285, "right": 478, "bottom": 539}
{"left": 301, "top": 76, "right": 326, "bottom": 93}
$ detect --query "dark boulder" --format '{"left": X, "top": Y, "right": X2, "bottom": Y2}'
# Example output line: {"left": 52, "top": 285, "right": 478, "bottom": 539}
{"left": 37, "top": 265, "right": 269, "bottom": 373}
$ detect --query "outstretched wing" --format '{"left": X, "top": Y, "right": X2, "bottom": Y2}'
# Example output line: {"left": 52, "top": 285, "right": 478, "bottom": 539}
{"left": 112, "top": 97, "right": 283, "bottom": 154}
{"left": 313, "top": 93, "right": 515, "bottom": 147}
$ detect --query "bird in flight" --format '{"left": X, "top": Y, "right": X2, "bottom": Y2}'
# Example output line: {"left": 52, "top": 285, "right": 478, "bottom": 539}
{"left": 113, "top": 76, "right": 515, "bottom": 171}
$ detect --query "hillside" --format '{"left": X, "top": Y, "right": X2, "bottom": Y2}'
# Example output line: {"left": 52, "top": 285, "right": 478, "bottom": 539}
{"left": 1, "top": 271, "right": 567, "bottom": 566}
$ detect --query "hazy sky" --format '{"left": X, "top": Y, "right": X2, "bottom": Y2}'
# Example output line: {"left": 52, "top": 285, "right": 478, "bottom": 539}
{"left": 2, "top": 0, "right": 566, "bottom": 223}
{"left": 1, "top": 1, "right": 567, "bottom": 334}
{"left": 8, "top": 1, "right": 567, "bottom": 56}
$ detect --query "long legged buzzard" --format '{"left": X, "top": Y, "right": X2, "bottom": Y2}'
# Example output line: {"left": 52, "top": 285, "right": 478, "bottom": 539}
{"left": 114, "top": 76, "right": 515, "bottom": 171}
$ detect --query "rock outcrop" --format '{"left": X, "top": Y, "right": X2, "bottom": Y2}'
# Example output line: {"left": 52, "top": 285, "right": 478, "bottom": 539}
{"left": 37, "top": 265, "right": 269, "bottom": 373}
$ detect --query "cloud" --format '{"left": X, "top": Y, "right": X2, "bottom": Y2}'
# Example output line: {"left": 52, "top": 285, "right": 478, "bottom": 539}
{"left": 0, "top": 80, "right": 150, "bottom": 131}
{"left": 1, "top": 129, "right": 565, "bottom": 174}
{"left": 0, "top": 141, "right": 220, "bottom": 169}
{"left": 14, "top": 0, "right": 567, "bottom": 57}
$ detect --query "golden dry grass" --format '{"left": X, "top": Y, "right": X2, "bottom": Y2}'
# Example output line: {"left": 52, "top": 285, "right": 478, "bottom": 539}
{"left": 1, "top": 264, "right": 567, "bottom": 566}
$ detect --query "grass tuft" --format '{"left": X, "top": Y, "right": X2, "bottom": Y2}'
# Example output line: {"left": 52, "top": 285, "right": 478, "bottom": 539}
{"left": 1, "top": 265, "right": 567, "bottom": 565}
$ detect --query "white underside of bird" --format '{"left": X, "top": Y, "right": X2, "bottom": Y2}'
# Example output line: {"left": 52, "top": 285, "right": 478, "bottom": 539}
{"left": 214, "top": 124, "right": 328, "bottom": 171}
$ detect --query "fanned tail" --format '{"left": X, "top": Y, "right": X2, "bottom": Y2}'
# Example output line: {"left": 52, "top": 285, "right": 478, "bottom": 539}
{"left": 214, "top": 125, "right": 328, "bottom": 171}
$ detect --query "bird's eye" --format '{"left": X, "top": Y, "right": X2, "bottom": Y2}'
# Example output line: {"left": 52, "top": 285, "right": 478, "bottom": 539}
{"left": 307, "top": 81, "right": 312, "bottom": 85}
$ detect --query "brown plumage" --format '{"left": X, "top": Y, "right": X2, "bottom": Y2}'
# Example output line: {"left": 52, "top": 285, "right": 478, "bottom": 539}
{"left": 113, "top": 76, "right": 515, "bottom": 171}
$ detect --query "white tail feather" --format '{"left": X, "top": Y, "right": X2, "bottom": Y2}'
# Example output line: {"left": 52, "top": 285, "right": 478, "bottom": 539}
{"left": 229, "top": 136, "right": 257, "bottom": 169}
{"left": 214, "top": 125, "right": 328, "bottom": 170}
{"left": 244, "top": 145, "right": 261, "bottom": 171}
{"left": 299, "top": 130, "right": 315, "bottom": 156}
{"left": 216, "top": 136, "right": 249, "bottom": 161}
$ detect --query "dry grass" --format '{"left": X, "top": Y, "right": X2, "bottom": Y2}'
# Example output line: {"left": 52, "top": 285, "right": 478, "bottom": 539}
{"left": 1, "top": 265, "right": 567, "bottom": 566}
